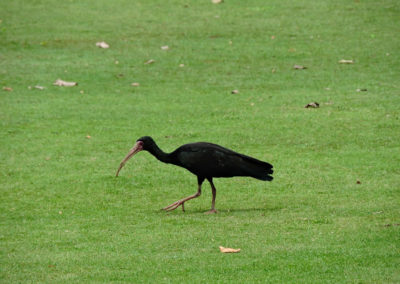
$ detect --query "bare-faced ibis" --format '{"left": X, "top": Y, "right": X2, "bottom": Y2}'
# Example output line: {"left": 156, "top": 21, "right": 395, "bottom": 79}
{"left": 116, "top": 136, "right": 273, "bottom": 214}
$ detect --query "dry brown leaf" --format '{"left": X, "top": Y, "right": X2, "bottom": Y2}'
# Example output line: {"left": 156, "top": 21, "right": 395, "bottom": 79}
{"left": 3, "top": 86, "right": 12, "bottom": 91}
{"left": 338, "top": 59, "right": 354, "bottom": 64}
{"left": 231, "top": 89, "right": 239, "bottom": 94}
{"left": 304, "top": 102, "right": 320, "bottom": 108}
{"left": 271, "top": 35, "right": 276, "bottom": 40}
{"left": 145, "top": 59, "right": 155, "bottom": 65}
{"left": 161, "top": 45, "right": 169, "bottom": 50}
{"left": 212, "top": 0, "right": 223, "bottom": 3}
{"left": 53, "top": 79, "right": 77, "bottom": 87}
{"left": 96, "top": 41, "right": 110, "bottom": 49}
{"left": 293, "top": 65, "right": 307, "bottom": 70}
{"left": 219, "top": 246, "right": 241, "bottom": 253}
{"left": 131, "top": 82, "right": 140, "bottom": 87}
{"left": 179, "top": 64, "right": 185, "bottom": 67}
{"left": 86, "top": 135, "right": 91, "bottom": 139}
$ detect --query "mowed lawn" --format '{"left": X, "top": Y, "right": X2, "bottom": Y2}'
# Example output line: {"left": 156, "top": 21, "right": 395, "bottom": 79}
{"left": 1, "top": 0, "right": 399, "bottom": 282}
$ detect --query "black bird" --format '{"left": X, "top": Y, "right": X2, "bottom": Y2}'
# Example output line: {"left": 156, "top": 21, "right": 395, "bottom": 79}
{"left": 116, "top": 136, "right": 273, "bottom": 213}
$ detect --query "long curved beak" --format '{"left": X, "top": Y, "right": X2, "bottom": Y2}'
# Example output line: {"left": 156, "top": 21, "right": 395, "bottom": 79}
{"left": 116, "top": 142, "right": 143, "bottom": 177}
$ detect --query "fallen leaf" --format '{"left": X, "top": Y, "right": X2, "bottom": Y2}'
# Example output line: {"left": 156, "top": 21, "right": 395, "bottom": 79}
{"left": 144, "top": 59, "right": 155, "bottom": 65}
{"left": 161, "top": 45, "right": 169, "bottom": 50}
{"left": 231, "top": 89, "right": 239, "bottom": 94}
{"left": 96, "top": 41, "right": 110, "bottom": 49}
{"left": 271, "top": 35, "right": 276, "bottom": 40}
{"left": 86, "top": 135, "right": 91, "bottom": 139}
{"left": 80, "top": 90, "right": 84, "bottom": 94}
{"left": 212, "top": 0, "right": 223, "bottom": 3}
{"left": 53, "top": 79, "right": 77, "bottom": 87}
{"left": 304, "top": 102, "right": 320, "bottom": 108}
{"left": 219, "top": 246, "right": 240, "bottom": 253}
{"left": 293, "top": 65, "right": 307, "bottom": 70}
{"left": 59, "top": 211, "right": 63, "bottom": 215}
{"left": 338, "top": 59, "right": 354, "bottom": 64}
{"left": 131, "top": 82, "right": 140, "bottom": 87}
{"left": 179, "top": 64, "right": 185, "bottom": 67}
{"left": 3, "top": 86, "right": 12, "bottom": 91}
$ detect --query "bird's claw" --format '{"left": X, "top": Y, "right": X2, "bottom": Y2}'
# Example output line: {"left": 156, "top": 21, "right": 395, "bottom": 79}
{"left": 163, "top": 200, "right": 185, "bottom": 212}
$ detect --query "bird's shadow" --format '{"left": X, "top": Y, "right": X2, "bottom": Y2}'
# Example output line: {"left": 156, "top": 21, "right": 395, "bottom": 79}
{"left": 152, "top": 205, "right": 284, "bottom": 216}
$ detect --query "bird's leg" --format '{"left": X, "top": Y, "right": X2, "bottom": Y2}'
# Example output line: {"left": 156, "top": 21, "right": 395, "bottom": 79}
{"left": 204, "top": 178, "right": 218, "bottom": 214}
{"left": 163, "top": 177, "right": 204, "bottom": 212}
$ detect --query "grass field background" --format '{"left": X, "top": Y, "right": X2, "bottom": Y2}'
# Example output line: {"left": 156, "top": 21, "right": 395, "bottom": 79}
{"left": 1, "top": 0, "right": 399, "bottom": 282}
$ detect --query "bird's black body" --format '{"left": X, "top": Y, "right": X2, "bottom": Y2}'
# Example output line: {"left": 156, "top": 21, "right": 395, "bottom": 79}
{"left": 167, "top": 142, "right": 273, "bottom": 181}
{"left": 116, "top": 136, "right": 273, "bottom": 213}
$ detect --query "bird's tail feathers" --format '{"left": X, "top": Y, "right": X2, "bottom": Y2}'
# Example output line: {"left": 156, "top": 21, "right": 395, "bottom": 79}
{"left": 243, "top": 161, "right": 274, "bottom": 181}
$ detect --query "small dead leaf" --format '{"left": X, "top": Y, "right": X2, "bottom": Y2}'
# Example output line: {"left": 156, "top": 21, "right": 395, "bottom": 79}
{"left": 144, "top": 59, "right": 155, "bottom": 65}
{"left": 96, "top": 41, "right": 110, "bottom": 49}
{"left": 58, "top": 211, "right": 63, "bottom": 215}
{"left": 131, "top": 82, "right": 140, "bottom": 87}
{"left": 356, "top": 88, "right": 367, "bottom": 92}
{"left": 80, "top": 90, "right": 84, "bottom": 94}
{"left": 231, "top": 89, "right": 239, "bottom": 94}
{"left": 179, "top": 64, "right": 185, "bottom": 67}
{"left": 219, "top": 246, "right": 240, "bottom": 253}
{"left": 288, "top": 48, "right": 296, "bottom": 52}
{"left": 271, "top": 68, "right": 276, "bottom": 73}
{"left": 338, "top": 59, "right": 354, "bottom": 64}
{"left": 271, "top": 35, "right": 276, "bottom": 40}
{"left": 304, "top": 102, "right": 320, "bottom": 108}
{"left": 53, "top": 79, "right": 77, "bottom": 87}
{"left": 86, "top": 135, "right": 91, "bottom": 139}
{"left": 212, "top": 0, "right": 223, "bottom": 3}
{"left": 115, "top": 60, "right": 119, "bottom": 64}
{"left": 293, "top": 65, "right": 307, "bottom": 70}
{"left": 3, "top": 86, "right": 12, "bottom": 91}
{"left": 34, "top": 85, "right": 45, "bottom": 90}
{"left": 45, "top": 156, "right": 51, "bottom": 161}
{"left": 161, "top": 45, "right": 169, "bottom": 50}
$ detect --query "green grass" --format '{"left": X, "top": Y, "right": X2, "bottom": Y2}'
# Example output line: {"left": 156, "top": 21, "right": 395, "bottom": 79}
{"left": 1, "top": 0, "right": 399, "bottom": 282}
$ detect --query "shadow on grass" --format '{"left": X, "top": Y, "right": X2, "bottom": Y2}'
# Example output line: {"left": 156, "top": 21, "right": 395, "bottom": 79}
{"left": 150, "top": 205, "right": 284, "bottom": 216}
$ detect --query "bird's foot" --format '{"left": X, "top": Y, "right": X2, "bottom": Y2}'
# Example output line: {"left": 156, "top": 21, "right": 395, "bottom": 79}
{"left": 163, "top": 200, "right": 185, "bottom": 212}
{"left": 204, "top": 209, "right": 218, "bottom": 214}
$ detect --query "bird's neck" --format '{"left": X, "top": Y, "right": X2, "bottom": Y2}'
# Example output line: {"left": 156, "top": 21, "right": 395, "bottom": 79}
{"left": 147, "top": 143, "right": 172, "bottom": 164}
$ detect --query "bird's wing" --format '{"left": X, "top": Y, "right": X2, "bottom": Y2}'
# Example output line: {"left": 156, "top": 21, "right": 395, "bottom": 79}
{"left": 172, "top": 142, "right": 273, "bottom": 179}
